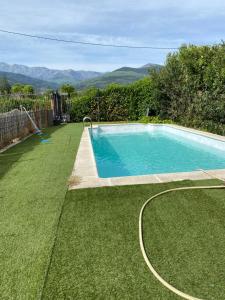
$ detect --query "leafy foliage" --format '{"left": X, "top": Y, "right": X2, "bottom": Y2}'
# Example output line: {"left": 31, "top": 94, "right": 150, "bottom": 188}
{"left": 139, "top": 116, "right": 175, "bottom": 124}
{"left": 11, "top": 84, "right": 35, "bottom": 95}
{"left": 71, "top": 43, "right": 225, "bottom": 135}
{"left": 0, "top": 96, "right": 51, "bottom": 113}
{"left": 60, "top": 84, "right": 77, "bottom": 97}
{"left": 23, "top": 85, "right": 34, "bottom": 95}
{"left": 11, "top": 84, "right": 24, "bottom": 94}
{"left": 0, "top": 76, "right": 11, "bottom": 94}
{"left": 150, "top": 43, "right": 225, "bottom": 134}
{"left": 71, "top": 78, "right": 158, "bottom": 122}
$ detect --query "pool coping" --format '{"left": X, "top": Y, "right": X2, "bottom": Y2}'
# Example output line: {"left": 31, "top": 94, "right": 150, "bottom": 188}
{"left": 69, "top": 124, "right": 225, "bottom": 189}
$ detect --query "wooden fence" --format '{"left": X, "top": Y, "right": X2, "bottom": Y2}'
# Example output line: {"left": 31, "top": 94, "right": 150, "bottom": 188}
{"left": 0, "top": 109, "right": 53, "bottom": 149}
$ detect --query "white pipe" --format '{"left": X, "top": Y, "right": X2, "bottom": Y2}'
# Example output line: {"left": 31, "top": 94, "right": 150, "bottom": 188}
{"left": 21, "top": 106, "right": 41, "bottom": 134}
{"left": 139, "top": 185, "right": 225, "bottom": 300}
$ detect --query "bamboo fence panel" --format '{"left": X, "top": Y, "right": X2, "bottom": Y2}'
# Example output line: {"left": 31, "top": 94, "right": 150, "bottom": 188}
{"left": 0, "top": 109, "right": 53, "bottom": 149}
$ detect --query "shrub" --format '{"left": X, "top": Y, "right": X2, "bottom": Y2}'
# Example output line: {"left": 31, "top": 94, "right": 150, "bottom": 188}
{"left": 0, "top": 96, "right": 51, "bottom": 113}
{"left": 139, "top": 116, "right": 175, "bottom": 124}
{"left": 70, "top": 43, "right": 225, "bottom": 136}
{"left": 70, "top": 79, "right": 159, "bottom": 122}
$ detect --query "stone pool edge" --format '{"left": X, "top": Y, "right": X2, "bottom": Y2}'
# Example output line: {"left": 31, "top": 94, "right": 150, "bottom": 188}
{"left": 69, "top": 124, "right": 225, "bottom": 190}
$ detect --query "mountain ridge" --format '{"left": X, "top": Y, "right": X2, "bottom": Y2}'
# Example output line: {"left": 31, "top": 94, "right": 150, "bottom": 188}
{"left": 0, "top": 62, "right": 163, "bottom": 90}
{"left": 76, "top": 64, "right": 162, "bottom": 90}
{"left": 0, "top": 63, "right": 102, "bottom": 85}
{"left": 0, "top": 71, "right": 58, "bottom": 90}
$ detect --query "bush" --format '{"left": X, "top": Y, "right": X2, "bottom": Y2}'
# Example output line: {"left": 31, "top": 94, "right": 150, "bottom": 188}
{"left": 150, "top": 43, "right": 225, "bottom": 134}
{"left": 70, "top": 43, "right": 225, "bottom": 136}
{"left": 0, "top": 96, "right": 51, "bottom": 113}
{"left": 70, "top": 79, "right": 159, "bottom": 122}
{"left": 139, "top": 116, "right": 175, "bottom": 124}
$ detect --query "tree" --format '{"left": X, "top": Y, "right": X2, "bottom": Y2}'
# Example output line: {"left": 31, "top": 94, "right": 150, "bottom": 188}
{"left": 11, "top": 84, "right": 24, "bottom": 94}
{"left": 149, "top": 43, "right": 225, "bottom": 133}
{"left": 23, "top": 85, "right": 34, "bottom": 95}
{"left": 60, "top": 84, "right": 76, "bottom": 97}
{"left": 0, "top": 76, "right": 11, "bottom": 94}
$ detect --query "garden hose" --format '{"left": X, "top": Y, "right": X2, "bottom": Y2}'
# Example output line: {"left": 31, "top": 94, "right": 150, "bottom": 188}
{"left": 139, "top": 185, "right": 225, "bottom": 300}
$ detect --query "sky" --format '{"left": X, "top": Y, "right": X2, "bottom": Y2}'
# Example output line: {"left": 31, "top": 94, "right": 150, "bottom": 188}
{"left": 0, "top": 0, "right": 224, "bottom": 72}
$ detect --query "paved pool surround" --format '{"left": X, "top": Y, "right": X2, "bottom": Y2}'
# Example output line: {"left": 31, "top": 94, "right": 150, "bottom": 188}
{"left": 69, "top": 124, "right": 225, "bottom": 189}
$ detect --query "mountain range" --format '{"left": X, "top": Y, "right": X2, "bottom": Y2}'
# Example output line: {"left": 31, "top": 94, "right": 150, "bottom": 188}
{"left": 0, "top": 62, "right": 162, "bottom": 90}
{"left": 76, "top": 64, "right": 162, "bottom": 89}
{"left": 0, "top": 71, "right": 58, "bottom": 90}
{"left": 0, "top": 63, "right": 102, "bottom": 85}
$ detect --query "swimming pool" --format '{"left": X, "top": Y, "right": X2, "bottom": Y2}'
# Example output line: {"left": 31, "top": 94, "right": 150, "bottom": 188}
{"left": 90, "top": 124, "right": 225, "bottom": 178}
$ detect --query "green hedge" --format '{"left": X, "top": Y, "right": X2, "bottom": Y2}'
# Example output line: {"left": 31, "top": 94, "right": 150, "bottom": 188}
{"left": 70, "top": 78, "right": 158, "bottom": 122}
{"left": 71, "top": 43, "right": 225, "bottom": 136}
{"left": 150, "top": 43, "right": 225, "bottom": 134}
{"left": 0, "top": 97, "right": 51, "bottom": 113}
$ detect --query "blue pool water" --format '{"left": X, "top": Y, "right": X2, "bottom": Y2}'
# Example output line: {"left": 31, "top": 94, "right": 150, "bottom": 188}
{"left": 90, "top": 125, "right": 225, "bottom": 178}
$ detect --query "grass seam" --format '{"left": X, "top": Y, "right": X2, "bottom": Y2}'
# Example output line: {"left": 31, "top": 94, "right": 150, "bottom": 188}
{"left": 39, "top": 189, "right": 69, "bottom": 300}
{"left": 39, "top": 135, "right": 74, "bottom": 300}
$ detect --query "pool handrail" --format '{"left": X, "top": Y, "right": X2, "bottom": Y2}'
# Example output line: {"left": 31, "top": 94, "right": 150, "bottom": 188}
{"left": 83, "top": 116, "right": 92, "bottom": 129}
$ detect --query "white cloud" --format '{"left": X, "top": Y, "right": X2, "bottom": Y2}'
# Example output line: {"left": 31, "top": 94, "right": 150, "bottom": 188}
{"left": 0, "top": 0, "right": 224, "bottom": 71}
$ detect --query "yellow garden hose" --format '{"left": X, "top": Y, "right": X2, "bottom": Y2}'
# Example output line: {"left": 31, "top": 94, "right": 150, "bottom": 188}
{"left": 139, "top": 185, "right": 225, "bottom": 300}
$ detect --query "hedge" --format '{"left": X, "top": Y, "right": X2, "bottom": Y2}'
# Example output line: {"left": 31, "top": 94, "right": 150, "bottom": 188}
{"left": 71, "top": 43, "right": 225, "bottom": 135}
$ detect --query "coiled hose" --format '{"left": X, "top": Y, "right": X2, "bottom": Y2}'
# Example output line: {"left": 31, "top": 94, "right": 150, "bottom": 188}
{"left": 139, "top": 185, "right": 225, "bottom": 300}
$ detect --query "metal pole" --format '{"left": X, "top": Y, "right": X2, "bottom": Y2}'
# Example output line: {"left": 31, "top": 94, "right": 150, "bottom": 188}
{"left": 97, "top": 97, "right": 100, "bottom": 122}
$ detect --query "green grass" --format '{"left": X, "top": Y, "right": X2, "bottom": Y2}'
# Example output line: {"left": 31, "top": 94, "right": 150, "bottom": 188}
{"left": 43, "top": 180, "right": 225, "bottom": 299}
{"left": 0, "top": 123, "right": 83, "bottom": 299}
{"left": 1, "top": 123, "right": 225, "bottom": 299}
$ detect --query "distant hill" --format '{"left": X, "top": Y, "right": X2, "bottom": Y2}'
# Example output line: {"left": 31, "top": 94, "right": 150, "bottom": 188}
{"left": 0, "top": 63, "right": 102, "bottom": 85}
{"left": 0, "top": 71, "right": 58, "bottom": 90}
{"left": 0, "top": 62, "right": 163, "bottom": 90}
{"left": 75, "top": 64, "right": 162, "bottom": 90}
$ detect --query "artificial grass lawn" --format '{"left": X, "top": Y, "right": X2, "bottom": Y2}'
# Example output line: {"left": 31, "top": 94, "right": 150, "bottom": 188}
{"left": 0, "top": 123, "right": 83, "bottom": 299}
{"left": 1, "top": 122, "right": 225, "bottom": 299}
{"left": 43, "top": 179, "right": 225, "bottom": 299}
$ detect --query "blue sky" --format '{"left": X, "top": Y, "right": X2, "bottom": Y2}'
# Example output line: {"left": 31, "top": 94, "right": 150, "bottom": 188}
{"left": 0, "top": 0, "right": 224, "bottom": 71}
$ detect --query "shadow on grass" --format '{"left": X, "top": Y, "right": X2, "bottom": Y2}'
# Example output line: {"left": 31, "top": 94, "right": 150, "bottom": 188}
{"left": 0, "top": 125, "right": 63, "bottom": 179}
